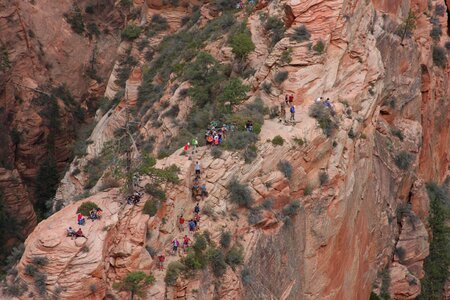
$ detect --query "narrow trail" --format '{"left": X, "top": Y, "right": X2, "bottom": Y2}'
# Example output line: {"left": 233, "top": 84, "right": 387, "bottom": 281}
{"left": 150, "top": 146, "right": 210, "bottom": 289}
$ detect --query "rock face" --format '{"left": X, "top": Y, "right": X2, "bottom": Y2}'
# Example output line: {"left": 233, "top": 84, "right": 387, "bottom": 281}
{"left": 10, "top": 0, "right": 450, "bottom": 299}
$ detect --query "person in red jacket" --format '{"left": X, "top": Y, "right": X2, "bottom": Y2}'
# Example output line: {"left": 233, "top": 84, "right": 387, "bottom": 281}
{"left": 178, "top": 215, "right": 185, "bottom": 232}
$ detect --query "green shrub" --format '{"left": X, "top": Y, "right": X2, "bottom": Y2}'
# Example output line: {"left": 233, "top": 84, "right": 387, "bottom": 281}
{"left": 220, "top": 231, "right": 231, "bottom": 248}
{"left": 77, "top": 201, "right": 99, "bottom": 216}
{"left": 151, "top": 14, "right": 169, "bottom": 32}
{"left": 165, "top": 262, "right": 186, "bottom": 285}
{"left": 243, "top": 145, "right": 257, "bottom": 163}
{"left": 274, "top": 71, "right": 288, "bottom": 84}
{"left": 391, "top": 128, "right": 404, "bottom": 141}
{"left": 211, "top": 147, "right": 222, "bottom": 158}
{"left": 65, "top": 4, "right": 85, "bottom": 34}
{"left": 281, "top": 48, "right": 292, "bottom": 64}
{"left": 313, "top": 39, "right": 325, "bottom": 54}
{"left": 304, "top": 185, "right": 313, "bottom": 196}
{"left": 183, "top": 251, "right": 206, "bottom": 270}
{"left": 264, "top": 16, "right": 285, "bottom": 46}
{"left": 308, "top": 102, "right": 337, "bottom": 137}
{"left": 379, "top": 268, "right": 390, "bottom": 299}
{"left": 291, "top": 25, "right": 310, "bottom": 42}
{"left": 262, "top": 82, "right": 272, "bottom": 94}
{"left": 144, "top": 184, "right": 166, "bottom": 201}
{"left": 31, "top": 256, "right": 49, "bottom": 266}
{"left": 319, "top": 171, "right": 329, "bottom": 185}
{"left": 207, "top": 248, "right": 227, "bottom": 277}
{"left": 228, "top": 178, "right": 253, "bottom": 208}
{"left": 229, "top": 31, "right": 255, "bottom": 60}
{"left": 162, "top": 104, "right": 180, "bottom": 118}
{"left": 394, "top": 151, "right": 414, "bottom": 170}
{"left": 223, "top": 131, "right": 258, "bottom": 150}
{"left": 35, "top": 156, "right": 59, "bottom": 218}
{"left": 113, "top": 271, "right": 154, "bottom": 299}
{"left": 225, "top": 244, "right": 244, "bottom": 269}
{"left": 24, "top": 264, "right": 37, "bottom": 276}
{"left": 193, "top": 234, "right": 208, "bottom": 253}
{"left": 4, "top": 279, "right": 27, "bottom": 296}
{"left": 34, "top": 272, "right": 47, "bottom": 295}
{"left": 445, "top": 42, "right": 450, "bottom": 50}
{"left": 277, "top": 160, "right": 292, "bottom": 179}
{"left": 282, "top": 200, "right": 301, "bottom": 217}
{"left": 247, "top": 207, "right": 262, "bottom": 225}
{"left": 121, "top": 24, "right": 141, "bottom": 41}
{"left": 262, "top": 198, "right": 273, "bottom": 210}
{"left": 419, "top": 182, "right": 450, "bottom": 299}
{"left": 219, "top": 78, "right": 250, "bottom": 106}
{"left": 432, "top": 46, "right": 447, "bottom": 68}
{"left": 143, "top": 200, "right": 158, "bottom": 216}
{"left": 241, "top": 268, "right": 251, "bottom": 285}
{"left": 213, "top": 0, "right": 235, "bottom": 10}
{"left": 271, "top": 135, "right": 284, "bottom": 146}
{"left": 430, "top": 26, "right": 442, "bottom": 41}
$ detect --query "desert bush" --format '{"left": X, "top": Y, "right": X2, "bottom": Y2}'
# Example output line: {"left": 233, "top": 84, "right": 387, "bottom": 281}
{"left": 143, "top": 200, "right": 158, "bottom": 217}
{"left": 313, "top": 39, "right": 325, "bottom": 54}
{"left": 151, "top": 14, "right": 169, "bottom": 32}
{"left": 202, "top": 203, "right": 214, "bottom": 217}
{"left": 207, "top": 248, "right": 227, "bottom": 277}
{"left": 391, "top": 128, "right": 404, "bottom": 141}
{"left": 65, "top": 4, "right": 85, "bottom": 34}
{"left": 272, "top": 135, "right": 285, "bottom": 146}
{"left": 293, "top": 137, "right": 306, "bottom": 146}
{"left": 183, "top": 251, "right": 207, "bottom": 270}
{"left": 262, "top": 198, "right": 274, "bottom": 210}
{"left": 146, "top": 246, "right": 157, "bottom": 257}
{"left": 432, "top": 46, "right": 447, "bottom": 68}
{"left": 430, "top": 26, "right": 442, "bottom": 41}
{"left": 308, "top": 102, "right": 337, "bottom": 137}
{"left": 31, "top": 256, "right": 49, "bottom": 266}
{"left": 395, "top": 246, "right": 406, "bottom": 263}
{"left": 281, "top": 48, "right": 292, "bottom": 64}
{"left": 241, "top": 268, "right": 251, "bottom": 285}
{"left": 213, "top": 0, "right": 235, "bottom": 10}
{"left": 319, "top": 171, "right": 329, "bottom": 185}
{"left": 77, "top": 201, "right": 100, "bottom": 216}
{"left": 274, "top": 71, "right": 288, "bottom": 84}
{"left": 220, "top": 231, "right": 232, "bottom": 249}
{"left": 394, "top": 151, "right": 414, "bottom": 170}
{"left": 6, "top": 243, "right": 25, "bottom": 266}
{"left": 99, "top": 176, "right": 121, "bottom": 191}
{"left": 262, "top": 82, "right": 272, "bottom": 94}
{"left": 228, "top": 178, "right": 253, "bottom": 208}
{"left": 219, "top": 78, "right": 250, "bottom": 106}
{"left": 225, "top": 244, "right": 244, "bottom": 269}
{"left": 229, "top": 31, "right": 255, "bottom": 60}
{"left": 5, "top": 279, "right": 27, "bottom": 296}
{"left": 264, "top": 16, "right": 285, "bottom": 46}
{"left": 211, "top": 147, "right": 222, "bottom": 158}
{"left": 243, "top": 145, "right": 257, "bottom": 163}
{"left": 304, "top": 185, "right": 313, "bottom": 196}
{"left": 121, "top": 24, "right": 141, "bottom": 40}
{"left": 282, "top": 200, "right": 301, "bottom": 217}
{"left": 278, "top": 160, "right": 293, "bottom": 180}
{"left": 223, "top": 131, "right": 258, "bottom": 150}
{"left": 24, "top": 264, "right": 37, "bottom": 276}
{"left": 247, "top": 207, "right": 262, "bottom": 225}
{"left": 291, "top": 25, "right": 311, "bottom": 42}
{"left": 165, "top": 261, "right": 186, "bottom": 285}
{"left": 445, "top": 42, "right": 450, "bottom": 50}
{"left": 113, "top": 271, "right": 154, "bottom": 299}
{"left": 162, "top": 104, "right": 180, "bottom": 118}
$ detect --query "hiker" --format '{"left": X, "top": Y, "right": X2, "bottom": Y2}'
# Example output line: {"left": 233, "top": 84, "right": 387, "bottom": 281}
{"left": 245, "top": 120, "right": 253, "bottom": 132}
{"left": 66, "top": 227, "right": 76, "bottom": 238}
{"left": 201, "top": 184, "right": 208, "bottom": 200}
{"left": 188, "top": 219, "right": 196, "bottom": 232}
{"left": 289, "top": 94, "right": 294, "bottom": 105}
{"left": 183, "top": 142, "right": 190, "bottom": 152}
{"left": 89, "top": 209, "right": 97, "bottom": 221}
{"left": 183, "top": 235, "right": 191, "bottom": 252}
{"left": 285, "top": 94, "right": 289, "bottom": 106}
{"left": 290, "top": 105, "right": 296, "bottom": 122}
{"left": 157, "top": 254, "right": 165, "bottom": 270}
{"left": 191, "top": 137, "right": 198, "bottom": 152}
{"left": 194, "top": 202, "right": 200, "bottom": 214}
{"left": 178, "top": 215, "right": 185, "bottom": 231}
{"left": 96, "top": 208, "right": 103, "bottom": 219}
{"left": 279, "top": 102, "right": 286, "bottom": 123}
{"left": 324, "top": 98, "right": 336, "bottom": 116}
{"left": 213, "top": 135, "right": 219, "bottom": 146}
{"left": 315, "top": 96, "right": 323, "bottom": 104}
{"left": 195, "top": 162, "right": 201, "bottom": 175}
{"left": 172, "top": 238, "right": 180, "bottom": 255}
{"left": 75, "top": 228, "right": 86, "bottom": 239}
{"left": 77, "top": 213, "right": 85, "bottom": 226}
{"left": 194, "top": 213, "right": 201, "bottom": 231}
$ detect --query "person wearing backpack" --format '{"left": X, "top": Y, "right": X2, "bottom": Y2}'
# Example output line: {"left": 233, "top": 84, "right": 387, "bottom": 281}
{"left": 290, "top": 105, "right": 295, "bottom": 122}
{"left": 172, "top": 238, "right": 180, "bottom": 255}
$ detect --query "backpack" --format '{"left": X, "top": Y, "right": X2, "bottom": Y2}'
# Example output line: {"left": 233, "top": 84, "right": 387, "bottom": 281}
{"left": 290, "top": 106, "right": 295, "bottom": 113}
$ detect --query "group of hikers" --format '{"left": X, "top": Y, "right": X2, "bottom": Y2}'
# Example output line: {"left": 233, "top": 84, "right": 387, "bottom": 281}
{"left": 66, "top": 227, "right": 86, "bottom": 239}
{"left": 236, "top": 0, "right": 256, "bottom": 9}
{"left": 192, "top": 162, "right": 208, "bottom": 200}
{"left": 205, "top": 124, "right": 228, "bottom": 146}
{"left": 315, "top": 96, "right": 336, "bottom": 115}
{"left": 68, "top": 206, "right": 104, "bottom": 239}
{"left": 127, "top": 191, "right": 144, "bottom": 205}
{"left": 278, "top": 94, "right": 297, "bottom": 124}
